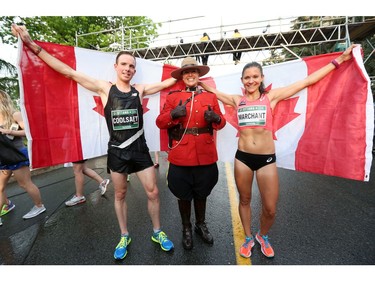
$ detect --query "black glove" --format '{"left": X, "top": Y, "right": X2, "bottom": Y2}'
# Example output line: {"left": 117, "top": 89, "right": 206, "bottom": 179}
{"left": 204, "top": 105, "right": 221, "bottom": 124}
{"left": 171, "top": 100, "right": 187, "bottom": 119}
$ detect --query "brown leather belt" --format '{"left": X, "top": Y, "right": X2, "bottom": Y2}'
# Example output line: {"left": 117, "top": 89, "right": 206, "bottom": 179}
{"left": 168, "top": 126, "right": 212, "bottom": 146}
{"left": 182, "top": 127, "right": 211, "bottom": 136}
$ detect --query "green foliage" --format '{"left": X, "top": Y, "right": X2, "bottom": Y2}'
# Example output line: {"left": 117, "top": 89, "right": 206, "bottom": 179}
{"left": 0, "top": 16, "right": 160, "bottom": 99}
{"left": 1, "top": 16, "right": 159, "bottom": 49}
{"left": 0, "top": 58, "right": 18, "bottom": 101}
{"left": 262, "top": 49, "right": 285, "bottom": 66}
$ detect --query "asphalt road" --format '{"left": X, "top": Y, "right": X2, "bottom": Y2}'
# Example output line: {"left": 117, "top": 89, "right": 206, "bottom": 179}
{"left": 1, "top": 152, "right": 374, "bottom": 277}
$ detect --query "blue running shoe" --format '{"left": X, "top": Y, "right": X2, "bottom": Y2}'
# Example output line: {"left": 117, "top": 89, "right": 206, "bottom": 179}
{"left": 114, "top": 235, "right": 131, "bottom": 260}
{"left": 151, "top": 230, "right": 174, "bottom": 251}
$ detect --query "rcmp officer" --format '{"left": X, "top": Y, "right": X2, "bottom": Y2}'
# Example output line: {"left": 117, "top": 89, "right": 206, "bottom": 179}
{"left": 156, "top": 57, "right": 226, "bottom": 250}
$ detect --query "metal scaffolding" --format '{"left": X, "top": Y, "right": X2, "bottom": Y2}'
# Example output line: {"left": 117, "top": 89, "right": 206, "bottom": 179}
{"left": 132, "top": 19, "right": 375, "bottom": 64}
{"left": 76, "top": 16, "right": 375, "bottom": 65}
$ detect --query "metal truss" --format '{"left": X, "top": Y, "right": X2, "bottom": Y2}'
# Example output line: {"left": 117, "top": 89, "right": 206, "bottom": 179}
{"left": 130, "top": 19, "right": 375, "bottom": 63}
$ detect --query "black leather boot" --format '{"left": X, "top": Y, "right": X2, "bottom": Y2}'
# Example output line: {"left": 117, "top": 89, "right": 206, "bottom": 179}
{"left": 194, "top": 198, "right": 214, "bottom": 244}
{"left": 178, "top": 200, "right": 193, "bottom": 250}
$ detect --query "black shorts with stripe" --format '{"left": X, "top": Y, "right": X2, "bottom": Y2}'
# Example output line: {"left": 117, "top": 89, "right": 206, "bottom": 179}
{"left": 107, "top": 147, "right": 153, "bottom": 174}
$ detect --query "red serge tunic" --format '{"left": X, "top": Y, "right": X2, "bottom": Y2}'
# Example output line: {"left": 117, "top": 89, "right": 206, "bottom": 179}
{"left": 156, "top": 90, "right": 226, "bottom": 166}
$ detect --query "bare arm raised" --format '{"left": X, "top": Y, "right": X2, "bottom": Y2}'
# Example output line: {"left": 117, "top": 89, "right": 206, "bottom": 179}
{"left": 268, "top": 44, "right": 357, "bottom": 106}
{"left": 11, "top": 24, "right": 111, "bottom": 100}
{"left": 135, "top": 77, "right": 177, "bottom": 99}
{"left": 199, "top": 81, "right": 241, "bottom": 107}
{"left": 200, "top": 44, "right": 357, "bottom": 110}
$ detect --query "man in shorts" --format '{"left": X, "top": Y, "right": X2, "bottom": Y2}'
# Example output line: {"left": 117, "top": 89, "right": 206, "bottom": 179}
{"left": 12, "top": 24, "right": 177, "bottom": 260}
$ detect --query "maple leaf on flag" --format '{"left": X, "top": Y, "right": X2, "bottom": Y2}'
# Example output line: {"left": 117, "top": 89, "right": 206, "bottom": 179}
{"left": 142, "top": 98, "right": 150, "bottom": 114}
{"left": 263, "top": 82, "right": 300, "bottom": 139}
{"left": 272, "top": 96, "right": 300, "bottom": 140}
{"left": 264, "top": 83, "right": 272, "bottom": 92}
{"left": 223, "top": 104, "right": 240, "bottom": 137}
{"left": 92, "top": 96, "right": 104, "bottom": 116}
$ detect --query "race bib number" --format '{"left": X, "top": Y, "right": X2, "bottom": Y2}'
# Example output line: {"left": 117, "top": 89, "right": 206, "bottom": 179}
{"left": 111, "top": 109, "right": 139, "bottom": 130}
{"left": 238, "top": 105, "right": 266, "bottom": 127}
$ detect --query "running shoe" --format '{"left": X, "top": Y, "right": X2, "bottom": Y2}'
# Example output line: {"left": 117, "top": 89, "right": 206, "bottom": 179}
{"left": 1, "top": 200, "right": 16, "bottom": 216}
{"left": 99, "top": 179, "right": 110, "bottom": 195}
{"left": 65, "top": 195, "right": 86, "bottom": 207}
{"left": 239, "top": 235, "right": 255, "bottom": 258}
{"left": 151, "top": 230, "right": 174, "bottom": 251}
{"left": 255, "top": 232, "right": 275, "bottom": 258}
{"left": 22, "top": 205, "right": 46, "bottom": 219}
{"left": 114, "top": 235, "right": 131, "bottom": 260}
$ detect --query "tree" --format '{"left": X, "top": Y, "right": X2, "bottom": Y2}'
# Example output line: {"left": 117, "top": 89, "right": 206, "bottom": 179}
{"left": 1, "top": 16, "right": 159, "bottom": 49}
{"left": 0, "top": 16, "right": 160, "bottom": 97}
{"left": 262, "top": 49, "right": 285, "bottom": 66}
{"left": 0, "top": 58, "right": 18, "bottom": 102}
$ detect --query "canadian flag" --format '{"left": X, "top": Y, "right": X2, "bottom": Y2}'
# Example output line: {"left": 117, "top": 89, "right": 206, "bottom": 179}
{"left": 17, "top": 41, "right": 373, "bottom": 181}
{"left": 17, "top": 40, "right": 180, "bottom": 168}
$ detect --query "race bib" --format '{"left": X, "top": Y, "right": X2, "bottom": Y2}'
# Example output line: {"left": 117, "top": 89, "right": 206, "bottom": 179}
{"left": 111, "top": 109, "right": 139, "bottom": 130}
{"left": 238, "top": 105, "right": 266, "bottom": 127}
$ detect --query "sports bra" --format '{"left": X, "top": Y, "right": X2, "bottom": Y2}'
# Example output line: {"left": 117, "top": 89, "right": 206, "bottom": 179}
{"left": 237, "top": 94, "right": 273, "bottom": 131}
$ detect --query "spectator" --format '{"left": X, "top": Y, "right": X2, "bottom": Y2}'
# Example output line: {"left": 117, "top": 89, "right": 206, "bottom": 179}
{"left": 0, "top": 90, "right": 46, "bottom": 225}
{"left": 232, "top": 29, "right": 242, "bottom": 65}
{"left": 200, "top": 32, "right": 210, "bottom": 66}
{"left": 65, "top": 160, "right": 110, "bottom": 206}
{"left": 153, "top": 151, "right": 160, "bottom": 168}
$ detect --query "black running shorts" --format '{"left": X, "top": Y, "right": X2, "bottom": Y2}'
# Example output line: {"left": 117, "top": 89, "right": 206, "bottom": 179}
{"left": 107, "top": 147, "right": 153, "bottom": 174}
